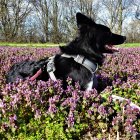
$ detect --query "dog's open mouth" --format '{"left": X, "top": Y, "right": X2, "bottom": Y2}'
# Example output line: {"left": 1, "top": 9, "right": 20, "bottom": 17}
{"left": 105, "top": 45, "right": 119, "bottom": 52}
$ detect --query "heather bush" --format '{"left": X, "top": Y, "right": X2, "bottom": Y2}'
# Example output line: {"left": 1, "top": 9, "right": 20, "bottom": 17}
{"left": 0, "top": 46, "right": 140, "bottom": 139}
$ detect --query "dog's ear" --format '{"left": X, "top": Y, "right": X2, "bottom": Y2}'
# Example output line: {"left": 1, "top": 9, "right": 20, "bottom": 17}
{"left": 76, "top": 12, "right": 95, "bottom": 28}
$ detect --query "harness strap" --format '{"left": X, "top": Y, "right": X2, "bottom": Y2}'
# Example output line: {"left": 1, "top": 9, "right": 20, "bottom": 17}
{"left": 61, "top": 54, "right": 98, "bottom": 74}
{"left": 47, "top": 56, "right": 57, "bottom": 81}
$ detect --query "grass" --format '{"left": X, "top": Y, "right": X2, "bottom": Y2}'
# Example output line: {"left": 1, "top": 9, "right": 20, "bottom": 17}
{"left": 0, "top": 42, "right": 65, "bottom": 48}
{"left": 119, "top": 43, "right": 140, "bottom": 47}
{"left": 0, "top": 42, "right": 139, "bottom": 48}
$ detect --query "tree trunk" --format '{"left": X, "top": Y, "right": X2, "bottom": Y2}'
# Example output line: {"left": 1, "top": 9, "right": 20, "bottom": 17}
{"left": 118, "top": 0, "right": 123, "bottom": 34}
{"left": 52, "top": 0, "right": 59, "bottom": 43}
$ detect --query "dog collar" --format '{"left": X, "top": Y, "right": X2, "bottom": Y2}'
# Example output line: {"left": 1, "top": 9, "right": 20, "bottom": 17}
{"left": 61, "top": 54, "right": 98, "bottom": 74}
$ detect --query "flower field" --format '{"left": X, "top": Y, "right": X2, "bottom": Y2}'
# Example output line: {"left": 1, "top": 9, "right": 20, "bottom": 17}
{"left": 0, "top": 46, "right": 140, "bottom": 140}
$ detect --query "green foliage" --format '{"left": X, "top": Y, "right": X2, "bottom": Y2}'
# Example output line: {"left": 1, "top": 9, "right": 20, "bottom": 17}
{"left": 0, "top": 42, "right": 65, "bottom": 48}
{"left": 120, "top": 43, "right": 140, "bottom": 47}
{"left": 0, "top": 42, "right": 139, "bottom": 48}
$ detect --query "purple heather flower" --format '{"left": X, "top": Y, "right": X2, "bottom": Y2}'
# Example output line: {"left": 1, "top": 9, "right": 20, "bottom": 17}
{"left": 67, "top": 110, "right": 74, "bottom": 128}
{"left": 0, "top": 100, "right": 4, "bottom": 108}
{"left": 48, "top": 97, "right": 58, "bottom": 114}
{"left": 61, "top": 98, "right": 71, "bottom": 107}
{"left": 9, "top": 114, "right": 17, "bottom": 124}
{"left": 87, "top": 109, "right": 92, "bottom": 116}
{"left": 108, "top": 107, "right": 114, "bottom": 114}
{"left": 108, "top": 95, "right": 113, "bottom": 103}
{"left": 92, "top": 103, "right": 99, "bottom": 108}
{"left": 1, "top": 123, "right": 9, "bottom": 131}
{"left": 98, "top": 105, "right": 107, "bottom": 115}
{"left": 35, "top": 109, "right": 41, "bottom": 119}
{"left": 53, "top": 95, "right": 60, "bottom": 102}
{"left": 125, "top": 125, "right": 137, "bottom": 134}
{"left": 112, "top": 115, "right": 122, "bottom": 126}
{"left": 48, "top": 104, "right": 57, "bottom": 114}
{"left": 83, "top": 91, "right": 91, "bottom": 99}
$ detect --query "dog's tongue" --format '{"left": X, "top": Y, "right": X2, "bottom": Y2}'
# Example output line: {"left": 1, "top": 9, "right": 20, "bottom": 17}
{"left": 105, "top": 45, "right": 119, "bottom": 52}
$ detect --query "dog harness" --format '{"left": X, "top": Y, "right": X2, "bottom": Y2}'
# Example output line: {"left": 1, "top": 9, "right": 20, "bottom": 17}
{"left": 46, "top": 56, "right": 57, "bottom": 81}
{"left": 30, "top": 54, "right": 98, "bottom": 81}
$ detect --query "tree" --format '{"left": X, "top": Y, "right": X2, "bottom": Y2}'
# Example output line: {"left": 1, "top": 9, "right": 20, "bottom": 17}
{"left": 124, "top": 20, "right": 140, "bottom": 42}
{"left": 50, "top": 0, "right": 60, "bottom": 43}
{"left": 132, "top": 0, "right": 140, "bottom": 20}
{"left": 100, "top": 0, "right": 133, "bottom": 34}
{"left": 0, "top": 0, "right": 32, "bottom": 41}
{"left": 135, "top": 6, "right": 140, "bottom": 20}
{"left": 31, "top": 0, "right": 49, "bottom": 42}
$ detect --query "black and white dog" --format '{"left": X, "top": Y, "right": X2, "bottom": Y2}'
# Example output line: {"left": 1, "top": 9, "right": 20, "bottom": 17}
{"left": 6, "top": 13, "right": 126, "bottom": 90}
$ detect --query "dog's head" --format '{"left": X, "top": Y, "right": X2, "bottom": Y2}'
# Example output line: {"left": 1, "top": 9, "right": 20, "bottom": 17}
{"left": 76, "top": 13, "right": 126, "bottom": 54}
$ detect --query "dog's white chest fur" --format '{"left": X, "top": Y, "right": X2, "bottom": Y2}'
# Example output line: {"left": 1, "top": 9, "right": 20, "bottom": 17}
{"left": 86, "top": 80, "right": 93, "bottom": 91}
{"left": 86, "top": 75, "right": 98, "bottom": 91}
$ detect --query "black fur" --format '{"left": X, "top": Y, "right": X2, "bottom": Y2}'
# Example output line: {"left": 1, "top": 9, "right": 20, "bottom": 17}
{"left": 6, "top": 13, "right": 126, "bottom": 90}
